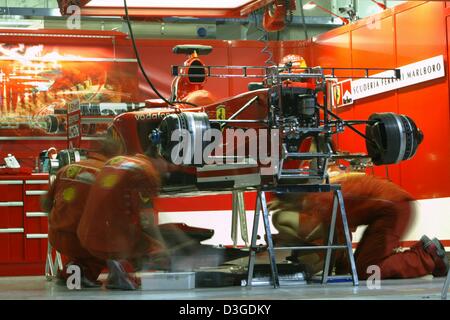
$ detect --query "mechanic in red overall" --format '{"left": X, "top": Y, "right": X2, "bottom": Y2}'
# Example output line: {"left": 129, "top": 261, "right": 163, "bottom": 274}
{"left": 271, "top": 173, "right": 449, "bottom": 279}
{"left": 44, "top": 152, "right": 108, "bottom": 287}
{"left": 77, "top": 154, "right": 166, "bottom": 290}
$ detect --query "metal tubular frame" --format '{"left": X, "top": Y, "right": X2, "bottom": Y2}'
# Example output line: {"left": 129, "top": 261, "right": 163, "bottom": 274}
{"left": 246, "top": 185, "right": 358, "bottom": 288}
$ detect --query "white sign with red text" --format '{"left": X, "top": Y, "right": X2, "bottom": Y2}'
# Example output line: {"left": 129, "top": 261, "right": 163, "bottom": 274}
{"left": 352, "top": 55, "right": 445, "bottom": 100}
{"left": 331, "top": 55, "right": 445, "bottom": 108}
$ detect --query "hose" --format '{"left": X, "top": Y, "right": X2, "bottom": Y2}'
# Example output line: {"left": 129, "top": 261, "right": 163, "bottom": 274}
{"left": 123, "top": 0, "right": 198, "bottom": 108}
{"left": 252, "top": 11, "right": 276, "bottom": 66}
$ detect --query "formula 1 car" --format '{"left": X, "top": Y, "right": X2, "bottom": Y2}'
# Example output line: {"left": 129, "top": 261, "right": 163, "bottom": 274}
{"left": 101, "top": 44, "right": 423, "bottom": 193}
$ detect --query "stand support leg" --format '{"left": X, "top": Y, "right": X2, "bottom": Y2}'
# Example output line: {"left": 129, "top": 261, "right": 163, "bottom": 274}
{"left": 322, "top": 191, "right": 338, "bottom": 284}
{"left": 247, "top": 191, "right": 262, "bottom": 286}
{"left": 336, "top": 189, "right": 359, "bottom": 286}
{"left": 231, "top": 191, "right": 238, "bottom": 247}
{"left": 238, "top": 191, "right": 249, "bottom": 246}
{"left": 260, "top": 191, "right": 280, "bottom": 288}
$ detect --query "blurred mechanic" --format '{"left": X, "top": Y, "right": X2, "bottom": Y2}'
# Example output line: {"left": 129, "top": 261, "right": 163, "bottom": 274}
{"left": 271, "top": 173, "right": 449, "bottom": 280}
{"left": 43, "top": 138, "right": 120, "bottom": 288}
{"left": 279, "top": 54, "right": 308, "bottom": 72}
{"left": 77, "top": 154, "right": 167, "bottom": 290}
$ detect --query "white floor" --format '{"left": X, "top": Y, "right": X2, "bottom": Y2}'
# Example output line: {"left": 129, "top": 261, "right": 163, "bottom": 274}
{"left": 0, "top": 275, "right": 448, "bottom": 300}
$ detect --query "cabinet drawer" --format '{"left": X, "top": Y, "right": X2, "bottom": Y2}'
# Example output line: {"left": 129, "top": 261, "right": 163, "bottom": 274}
{"left": 24, "top": 180, "right": 49, "bottom": 191}
{"left": 0, "top": 181, "right": 23, "bottom": 201}
{"left": 24, "top": 193, "right": 47, "bottom": 213}
{"left": 25, "top": 237, "right": 47, "bottom": 262}
{"left": 0, "top": 231, "right": 25, "bottom": 263}
{"left": 25, "top": 216, "right": 48, "bottom": 234}
{"left": 0, "top": 206, "right": 23, "bottom": 228}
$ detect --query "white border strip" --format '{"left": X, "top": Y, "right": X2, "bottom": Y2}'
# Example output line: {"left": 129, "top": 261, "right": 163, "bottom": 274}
{"left": 25, "top": 190, "right": 47, "bottom": 196}
{"left": 25, "top": 180, "right": 49, "bottom": 185}
{"left": 0, "top": 228, "right": 24, "bottom": 233}
{"left": 26, "top": 212, "right": 48, "bottom": 218}
{"left": 26, "top": 234, "right": 48, "bottom": 239}
{"left": 0, "top": 202, "right": 23, "bottom": 207}
{"left": 0, "top": 180, "right": 22, "bottom": 185}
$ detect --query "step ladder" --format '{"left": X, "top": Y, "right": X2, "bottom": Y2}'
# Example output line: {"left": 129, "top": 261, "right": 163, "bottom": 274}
{"left": 246, "top": 184, "right": 359, "bottom": 288}
{"left": 231, "top": 190, "right": 249, "bottom": 247}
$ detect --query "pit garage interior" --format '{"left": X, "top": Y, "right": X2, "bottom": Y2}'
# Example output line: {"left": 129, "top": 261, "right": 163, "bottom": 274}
{"left": 0, "top": 0, "right": 449, "bottom": 301}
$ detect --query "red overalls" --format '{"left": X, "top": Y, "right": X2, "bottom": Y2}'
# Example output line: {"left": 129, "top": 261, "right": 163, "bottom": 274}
{"left": 47, "top": 154, "right": 107, "bottom": 281}
{"left": 77, "top": 154, "right": 162, "bottom": 262}
{"left": 302, "top": 174, "right": 436, "bottom": 279}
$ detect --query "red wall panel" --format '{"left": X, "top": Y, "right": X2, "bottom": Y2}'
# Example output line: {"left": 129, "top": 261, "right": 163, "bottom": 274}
{"left": 293, "top": 1, "right": 450, "bottom": 200}
{"left": 350, "top": 16, "right": 401, "bottom": 184}
{"left": 395, "top": 2, "right": 449, "bottom": 198}
{"left": 127, "top": 39, "right": 285, "bottom": 102}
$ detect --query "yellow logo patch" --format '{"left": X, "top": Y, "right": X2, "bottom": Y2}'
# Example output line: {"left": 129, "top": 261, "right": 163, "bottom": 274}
{"left": 66, "top": 165, "right": 81, "bottom": 179}
{"left": 101, "top": 174, "right": 119, "bottom": 189}
{"left": 62, "top": 187, "right": 76, "bottom": 202}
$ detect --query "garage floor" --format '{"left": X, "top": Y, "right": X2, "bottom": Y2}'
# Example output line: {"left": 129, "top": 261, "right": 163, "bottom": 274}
{"left": 0, "top": 275, "right": 447, "bottom": 300}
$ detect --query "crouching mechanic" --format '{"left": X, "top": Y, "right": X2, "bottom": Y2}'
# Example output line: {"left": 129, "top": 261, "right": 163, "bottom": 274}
{"left": 43, "top": 151, "right": 109, "bottom": 288}
{"left": 270, "top": 173, "right": 449, "bottom": 280}
{"left": 77, "top": 154, "right": 167, "bottom": 290}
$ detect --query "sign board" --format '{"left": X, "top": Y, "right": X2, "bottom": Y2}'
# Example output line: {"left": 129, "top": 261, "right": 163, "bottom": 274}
{"left": 330, "top": 55, "right": 445, "bottom": 108}
{"left": 352, "top": 55, "right": 445, "bottom": 100}
{"left": 66, "top": 99, "right": 81, "bottom": 149}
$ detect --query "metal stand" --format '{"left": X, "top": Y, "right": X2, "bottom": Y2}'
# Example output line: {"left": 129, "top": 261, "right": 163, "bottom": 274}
{"left": 231, "top": 190, "right": 249, "bottom": 247}
{"left": 44, "top": 174, "right": 63, "bottom": 281}
{"left": 246, "top": 184, "right": 359, "bottom": 288}
{"left": 442, "top": 268, "right": 450, "bottom": 300}
{"left": 45, "top": 241, "right": 63, "bottom": 281}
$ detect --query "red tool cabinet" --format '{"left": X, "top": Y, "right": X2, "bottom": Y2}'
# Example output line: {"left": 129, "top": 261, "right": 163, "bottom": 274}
{"left": 0, "top": 174, "right": 49, "bottom": 276}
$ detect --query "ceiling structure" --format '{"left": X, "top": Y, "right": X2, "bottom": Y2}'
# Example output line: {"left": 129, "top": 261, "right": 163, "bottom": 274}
{"left": 0, "top": 0, "right": 412, "bottom": 40}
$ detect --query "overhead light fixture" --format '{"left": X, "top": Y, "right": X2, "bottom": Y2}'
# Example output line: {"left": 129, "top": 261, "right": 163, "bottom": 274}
{"left": 302, "top": 1, "right": 349, "bottom": 25}
{"left": 58, "top": 0, "right": 275, "bottom": 18}
{"left": 370, "top": 0, "right": 387, "bottom": 10}
{"left": 302, "top": 1, "right": 317, "bottom": 10}
{"left": 85, "top": 0, "right": 253, "bottom": 9}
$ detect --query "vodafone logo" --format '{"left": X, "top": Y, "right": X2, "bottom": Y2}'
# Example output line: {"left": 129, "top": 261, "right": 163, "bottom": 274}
{"left": 134, "top": 112, "right": 170, "bottom": 121}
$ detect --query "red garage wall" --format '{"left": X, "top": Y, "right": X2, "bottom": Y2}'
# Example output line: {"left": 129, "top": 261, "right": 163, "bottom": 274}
{"left": 304, "top": 1, "right": 450, "bottom": 200}
{"left": 120, "top": 39, "right": 281, "bottom": 101}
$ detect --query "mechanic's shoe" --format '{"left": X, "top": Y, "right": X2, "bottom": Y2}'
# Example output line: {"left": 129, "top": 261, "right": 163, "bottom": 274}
{"left": 106, "top": 260, "right": 139, "bottom": 290}
{"left": 56, "top": 262, "right": 101, "bottom": 288}
{"left": 421, "top": 235, "right": 449, "bottom": 277}
{"left": 80, "top": 276, "right": 102, "bottom": 288}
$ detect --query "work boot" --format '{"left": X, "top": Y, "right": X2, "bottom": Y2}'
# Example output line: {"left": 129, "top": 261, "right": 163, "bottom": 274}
{"left": 106, "top": 260, "right": 139, "bottom": 290}
{"left": 421, "top": 235, "right": 449, "bottom": 277}
{"left": 56, "top": 262, "right": 102, "bottom": 288}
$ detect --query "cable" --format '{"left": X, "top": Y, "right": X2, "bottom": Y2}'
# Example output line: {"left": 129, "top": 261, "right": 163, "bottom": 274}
{"left": 251, "top": 11, "right": 276, "bottom": 66}
{"left": 299, "top": 0, "right": 309, "bottom": 40}
{"left": 123, "top": 0, "right": 198, "bottom": 108}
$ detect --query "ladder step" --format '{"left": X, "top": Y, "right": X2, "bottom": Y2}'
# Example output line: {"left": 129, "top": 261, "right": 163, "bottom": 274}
{"left": 273, "top": 245, "right": 348, "bottom": 250}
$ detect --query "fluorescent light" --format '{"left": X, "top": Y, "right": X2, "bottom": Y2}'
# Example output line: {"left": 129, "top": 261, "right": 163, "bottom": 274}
{"left": 303, "top": 1, "right": 317, "bottom": 10}
{"left": 85, "top": 0, "right": 254, "bottom": 9}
